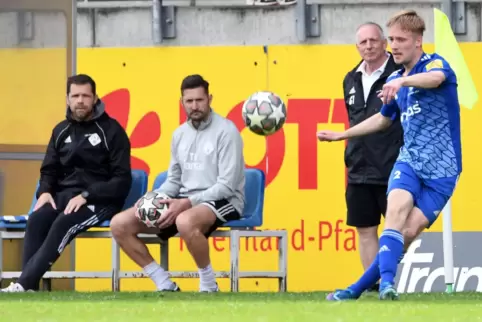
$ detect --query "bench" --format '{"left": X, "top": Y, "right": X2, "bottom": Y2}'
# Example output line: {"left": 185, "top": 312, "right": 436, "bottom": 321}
{"left": 113, "top": 168, "right": 288, "bottom": 292}
{"left": 0, "top": 169, "right": 149, "bottom": 290}
{"left": 0, "top": 168, "right": 288, "bottom": 292}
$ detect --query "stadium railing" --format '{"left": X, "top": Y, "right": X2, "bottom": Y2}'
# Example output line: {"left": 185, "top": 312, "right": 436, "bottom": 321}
{"left": 0, "top": 169, "right": 148, "bottom": 291}
{"left": 113, "top": 168, "right": 288, "bottom": 292}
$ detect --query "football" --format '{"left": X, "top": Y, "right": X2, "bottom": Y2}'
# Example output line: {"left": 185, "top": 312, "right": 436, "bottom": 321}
{"left": 242, "top": 91, "right": 287, "bottom": 136}
{"left": 135, "top": 191, "right": 170, "bottom": 228}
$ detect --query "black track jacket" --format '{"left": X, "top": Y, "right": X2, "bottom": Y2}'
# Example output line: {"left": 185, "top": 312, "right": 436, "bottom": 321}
{"left": 343, "top": 54, "right": 403, "bottom": 185}
{"left": 36, "top": 100, "right": 132, "bottom": 209}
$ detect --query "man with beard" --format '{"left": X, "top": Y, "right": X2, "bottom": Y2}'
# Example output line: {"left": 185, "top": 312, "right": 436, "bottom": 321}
{"left": 2, "top": 74, "right": 132, "bottom": 292}
{"left": 110, "top": 74, "right": 245, "bottom": 293}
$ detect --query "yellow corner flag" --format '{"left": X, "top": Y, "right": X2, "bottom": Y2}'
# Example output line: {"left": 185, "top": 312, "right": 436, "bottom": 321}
{"left": 434, "top": 8, "right": 479, "bottom": 109}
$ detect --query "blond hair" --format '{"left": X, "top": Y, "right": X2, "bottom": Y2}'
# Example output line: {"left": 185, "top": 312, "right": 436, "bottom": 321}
{"left": 386, "top": 10, "right": 426, "bottom": 35}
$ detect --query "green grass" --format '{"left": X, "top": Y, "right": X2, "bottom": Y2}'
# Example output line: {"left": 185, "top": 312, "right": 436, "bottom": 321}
{"left": 1, "top": 291, "right": 482, "bottom": 321}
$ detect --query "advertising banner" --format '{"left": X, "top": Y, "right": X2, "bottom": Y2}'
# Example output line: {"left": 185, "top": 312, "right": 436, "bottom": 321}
{"left": 1, "top": 43, "right": 481, "bottom": 291}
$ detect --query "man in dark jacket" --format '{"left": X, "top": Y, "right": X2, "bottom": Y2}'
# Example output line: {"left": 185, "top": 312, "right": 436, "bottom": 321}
{"left": 342, "top": 22, "right": 403, "bottom": 290}
{"left": 1, "top": 74, "right": 132, "bottom": 292}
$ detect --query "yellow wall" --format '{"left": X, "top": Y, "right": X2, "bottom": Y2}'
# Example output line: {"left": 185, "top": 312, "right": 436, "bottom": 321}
{"left": 1, "top": 44, "right": 481, "bottom": 292}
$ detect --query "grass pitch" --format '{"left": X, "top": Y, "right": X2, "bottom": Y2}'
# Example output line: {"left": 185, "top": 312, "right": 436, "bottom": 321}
{"left": 1, "top": 291, "right": 482, "bottom": 322}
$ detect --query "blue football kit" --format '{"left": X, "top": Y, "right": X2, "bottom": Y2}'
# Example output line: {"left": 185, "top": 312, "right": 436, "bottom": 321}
{"left": 380, "top": 53, "right": 462, "bottom": 227}
{"left": 327, "top": 53, "right": 463, "bottom": 301}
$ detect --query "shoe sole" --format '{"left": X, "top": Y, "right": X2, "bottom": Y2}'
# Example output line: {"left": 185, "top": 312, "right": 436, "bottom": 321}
{"left": 379, "top": 288, "right": 399, "bottom": 301}
{"left": 326, "top": 292, "right": 357, "bottom": 301}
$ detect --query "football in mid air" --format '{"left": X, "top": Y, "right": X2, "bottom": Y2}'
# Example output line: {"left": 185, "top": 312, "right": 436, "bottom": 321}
{"left": 135, "top": 191, "right": 170, "bottom": 228}
{"left": 242, "top": 91, "right": 287, "bottom": 136}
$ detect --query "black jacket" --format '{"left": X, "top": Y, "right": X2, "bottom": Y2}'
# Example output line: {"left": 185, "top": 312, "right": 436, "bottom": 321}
{"left": 343, "top": 54, "right": 403, "bottom": 185}
{"left": 36, "top": 100, "right": 132, "bottom": 209}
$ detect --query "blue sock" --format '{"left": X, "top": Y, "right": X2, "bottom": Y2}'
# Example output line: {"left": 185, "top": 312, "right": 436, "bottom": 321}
{"left": 378, "top": 229, "right": 404, "bottom": 285}
{"left": 348, "top": 248, "right": 406, "bottom": 296}
{"left": 348, "top": 254, "right": 380, "bottom": 296}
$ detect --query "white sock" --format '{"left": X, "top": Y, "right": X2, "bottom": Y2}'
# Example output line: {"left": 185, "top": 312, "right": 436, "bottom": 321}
{"left": 143, "top": 261, "right": 174, "bottom": 290}
{"left": 199, "top": 263, "right": 217, "bottom": 290}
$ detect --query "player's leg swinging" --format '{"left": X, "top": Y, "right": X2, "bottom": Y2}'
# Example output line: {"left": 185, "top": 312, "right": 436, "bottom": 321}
{"left": 377, "top": 188, "right": 413, "bottom": 299}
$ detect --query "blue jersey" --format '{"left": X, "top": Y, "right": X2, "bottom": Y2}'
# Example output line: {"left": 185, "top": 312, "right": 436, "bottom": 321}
{"left": 380, "top": 53, "right": 462, "bottom": 180}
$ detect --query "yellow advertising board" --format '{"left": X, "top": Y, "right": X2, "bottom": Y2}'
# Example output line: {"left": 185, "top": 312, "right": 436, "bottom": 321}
{"left": 0, "top": 43, "right": 481, "bottom": 292}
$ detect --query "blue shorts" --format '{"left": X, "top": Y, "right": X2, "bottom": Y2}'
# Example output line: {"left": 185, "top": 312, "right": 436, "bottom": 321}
{"left": 387, "top": 162, "right": 459, "bottom": 228}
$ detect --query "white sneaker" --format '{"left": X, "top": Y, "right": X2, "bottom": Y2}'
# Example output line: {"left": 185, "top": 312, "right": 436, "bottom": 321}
{"left": 1, "top": 282, "right": 26, "bottom": 293}
{"left": 200, "top": 282, "right": 219, "bottom": 293}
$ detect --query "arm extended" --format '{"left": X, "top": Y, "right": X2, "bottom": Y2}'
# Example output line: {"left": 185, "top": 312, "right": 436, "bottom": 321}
{"left": 401, "top": 71, "right": 446, "bottom": 89}
{"left": 340, "top": 112, "right": 393, "bottom": 140}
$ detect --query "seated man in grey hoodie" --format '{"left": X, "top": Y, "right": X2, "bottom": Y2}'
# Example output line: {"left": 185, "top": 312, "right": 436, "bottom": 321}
{"left": 110, "top": 74, "right": 246, "bottom": 293}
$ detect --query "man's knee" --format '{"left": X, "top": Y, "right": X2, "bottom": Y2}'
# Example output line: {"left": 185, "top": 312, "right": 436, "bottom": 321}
{"left": 175, "top": 212, "right": 198, "bottom": 238}
{"left": 385, "top": 189, "right": 414, "bottom": 230}
{"left": 356, "top": 226, "right": 378, "bottom": 242}
{"left": 175, "top": 206, "right": 215, "bottom": 237}
{"left": 387, "top": 189, "right": 413, "bottom": 215}
{"left": 26, "top": 205, "right": 54, "bottom": 227}
{"left": 110, "top": 207, "right": 140, "bottom": 239}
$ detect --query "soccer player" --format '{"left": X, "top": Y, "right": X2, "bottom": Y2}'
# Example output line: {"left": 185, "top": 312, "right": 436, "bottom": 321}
{"left": 1, "top": 74, "right": 132, "bottom": 292}
{"left": 110, "top": 74, "right": 245, "bottom": 293}
{"left": 317, "top": 10, "right": 461, "bottom": 300}
{"left": 342, "top": 22, "right": 402, "bottom": 293}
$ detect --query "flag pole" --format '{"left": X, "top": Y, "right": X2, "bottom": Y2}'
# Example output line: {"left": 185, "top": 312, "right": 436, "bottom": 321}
{"left": 434, "top": 6, "right": 455, "bottom": 294}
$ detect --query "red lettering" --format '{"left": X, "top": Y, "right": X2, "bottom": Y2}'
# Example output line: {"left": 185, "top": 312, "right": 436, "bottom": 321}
{"left": 244, "top": 236, "right": 259, "bottom": 252}
{"left": 334, "top": 219, "right": 343, "bottom": 251}
{"left": 178, "top": 97, "right": 346, "bottom": 189}
{"left": 179, "top": 238, "right": 184, "bottom": 251}
{"left": 318, "top": 221, "right": 332, "bottom": 251}
{"left": 291, "top": 219, "right": 305, "bottom": 251}
{"left": 179, "top": 102, "right": 187, "bottom": 124}
{"left": 286, "top": 99, "right": 331, "bottom": 190}
{"left": 344, "top": 228, "right": 356, "bottom": 251}
{"left": 260, "top": 237, "right": 273, "bottom": 251}
{"left": 226, "top": 102, "right": 285, "bottom": 187}
{"left": 212, "top": 237, "right": 225, "bottom": 252}
{"left": 331, "top": 98, "right": 350, "bottom": 187}
{"left": 331, "top": 99, "right": 349, "bottom": 132}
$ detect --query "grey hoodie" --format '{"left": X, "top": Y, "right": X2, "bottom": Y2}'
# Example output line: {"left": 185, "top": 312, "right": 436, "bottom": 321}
{"left": 156, "top": 111, "right": 246, "bottom": 215}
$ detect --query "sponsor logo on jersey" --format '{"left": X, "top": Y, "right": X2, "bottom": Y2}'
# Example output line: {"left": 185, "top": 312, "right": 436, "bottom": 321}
{"left": 401, "top": 103, "right": 422, "bottom": 122}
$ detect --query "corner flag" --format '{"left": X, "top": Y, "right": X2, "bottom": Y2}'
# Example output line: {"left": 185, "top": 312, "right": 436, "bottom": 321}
{"left": 434, "top": 8, "right": 478, "bottom": 109}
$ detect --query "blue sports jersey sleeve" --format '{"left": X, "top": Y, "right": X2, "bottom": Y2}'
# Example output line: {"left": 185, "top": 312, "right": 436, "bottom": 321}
{"left": 423, "top": 55, "right": 456, "bottom": 85}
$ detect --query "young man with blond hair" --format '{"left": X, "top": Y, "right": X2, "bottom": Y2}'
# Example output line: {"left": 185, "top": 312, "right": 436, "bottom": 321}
{"left": 319, "top": 10, "right": 462, "bottom": 301}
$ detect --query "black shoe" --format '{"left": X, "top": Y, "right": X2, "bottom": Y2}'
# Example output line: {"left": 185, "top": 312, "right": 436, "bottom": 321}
{"left": 159, "top": 282, "right": 181, "bottom": 292}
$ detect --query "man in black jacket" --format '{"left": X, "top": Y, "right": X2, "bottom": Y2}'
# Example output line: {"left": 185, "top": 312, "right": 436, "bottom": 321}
{"left": 1, "top": 74, "right": 132, "bottom": 292}
{"left": 341, "top": 22, "right": 403, "bottom": 290}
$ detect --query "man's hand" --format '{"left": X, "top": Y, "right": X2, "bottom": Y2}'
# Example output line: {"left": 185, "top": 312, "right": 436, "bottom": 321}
{"left": 317, "top": 130, "right": 345, "bottom": 142}
{"left": 33, "top": 193, "right": 57, "bottom": 211}
{"left": 378, "top": 77, "right": 404, "bottom": 105}
{"left": 156, "top": 198, "right": 192, "bottom": 229}
{"left": 64, "top": 194, "right": 87, "bottom": 215}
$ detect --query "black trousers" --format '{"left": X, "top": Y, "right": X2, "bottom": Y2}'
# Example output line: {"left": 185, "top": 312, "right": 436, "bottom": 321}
{"left": 17, "top": 203, "right": 118, "bottom": 290}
